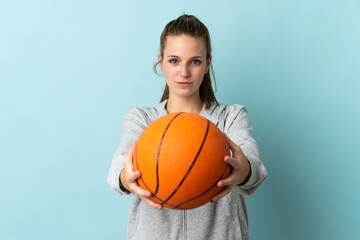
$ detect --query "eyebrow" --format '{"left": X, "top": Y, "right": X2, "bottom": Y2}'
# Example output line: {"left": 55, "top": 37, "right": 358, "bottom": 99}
{"left": 166, "top": 55, "right": 204, "bottom": 59}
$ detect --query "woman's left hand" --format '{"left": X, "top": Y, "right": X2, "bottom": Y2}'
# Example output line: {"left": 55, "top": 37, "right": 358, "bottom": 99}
{"left": 211, "top": 134, "right": 251, "bottom": 203}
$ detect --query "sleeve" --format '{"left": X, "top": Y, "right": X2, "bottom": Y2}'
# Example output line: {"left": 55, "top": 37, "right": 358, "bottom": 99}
{"left": 223, "top": 105, "right": 267, "bottom": 196}
{"left": 106, "top": 107, "right": 150, "bottom": 195}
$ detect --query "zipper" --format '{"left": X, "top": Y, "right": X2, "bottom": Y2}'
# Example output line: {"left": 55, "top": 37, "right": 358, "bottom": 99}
{"left": 183, "top": 210, "right": 187, "bottom": 240}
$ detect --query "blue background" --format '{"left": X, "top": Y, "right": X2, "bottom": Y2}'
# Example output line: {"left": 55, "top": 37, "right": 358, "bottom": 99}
{"left": 1, "top": 0, "right": 359, "bottom": 239}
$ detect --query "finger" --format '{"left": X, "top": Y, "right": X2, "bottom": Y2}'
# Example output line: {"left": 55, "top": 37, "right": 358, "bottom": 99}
{"left": 211, "top": 185, "right": 232, "bottom": 202}
{"left": 128, "top": 170, "right": 141, "bottom": 182}
{"left": 131, "top": 184, "right": 153, "bottom": 198}
{"left": 224, "top": 155, "right": 241, "bottom": 169}
{"left": 217, "top": 173, "right": 236, "bottom": 187}
{"left": 140, "top": 196, "right": 163, "bottom": 210}
{"left": 133, "top": 187, "right": 163, "bottom": 209}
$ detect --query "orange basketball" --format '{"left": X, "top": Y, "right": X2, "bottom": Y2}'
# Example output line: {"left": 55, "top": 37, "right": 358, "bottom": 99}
{"left": 133, "top": 112, "right": 231, "bottom": 210}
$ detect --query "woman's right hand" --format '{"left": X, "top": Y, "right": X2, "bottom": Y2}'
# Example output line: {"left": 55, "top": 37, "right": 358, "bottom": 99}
{"left": 120, "top": 142, "right": 163, "bottom": 210}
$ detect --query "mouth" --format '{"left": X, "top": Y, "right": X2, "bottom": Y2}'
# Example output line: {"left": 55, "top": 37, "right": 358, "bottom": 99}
{"left": 176, "top": 82, "right": 193, "bottom": 86}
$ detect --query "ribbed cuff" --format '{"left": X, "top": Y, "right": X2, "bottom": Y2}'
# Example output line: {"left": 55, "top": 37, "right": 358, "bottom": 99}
{"left": 119, "top": 170, "right": 131, "bottom": 194}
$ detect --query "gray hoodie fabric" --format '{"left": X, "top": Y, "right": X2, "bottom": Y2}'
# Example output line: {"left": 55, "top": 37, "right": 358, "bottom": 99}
{"left": 107, "top": 100, "right": 267, "bottom": 240}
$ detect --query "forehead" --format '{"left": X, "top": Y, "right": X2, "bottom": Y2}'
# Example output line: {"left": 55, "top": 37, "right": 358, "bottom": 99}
{"left": 163, "top": 35, "right": 206, "bottom": 56}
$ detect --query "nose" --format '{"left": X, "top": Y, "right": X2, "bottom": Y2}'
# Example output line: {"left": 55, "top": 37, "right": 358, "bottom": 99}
{"left": 180, "top": 64, "right": 190, "bottom": 78}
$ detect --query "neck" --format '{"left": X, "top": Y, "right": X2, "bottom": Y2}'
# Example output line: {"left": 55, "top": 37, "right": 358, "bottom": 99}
{"left": 166, "top": 94, "right": 203, "bottom": 114}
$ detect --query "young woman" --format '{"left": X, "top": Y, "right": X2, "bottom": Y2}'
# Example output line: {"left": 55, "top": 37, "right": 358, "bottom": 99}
{"left": 107, "top": 14, "right": 267, "bottom": 240}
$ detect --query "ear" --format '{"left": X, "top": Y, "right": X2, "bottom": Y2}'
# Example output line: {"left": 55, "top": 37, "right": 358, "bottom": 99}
{"left": 206, "top": 55, "right": 212, "bottom": 73}
{"left": 158, "top": 54, "right": 164, "bottom": 72}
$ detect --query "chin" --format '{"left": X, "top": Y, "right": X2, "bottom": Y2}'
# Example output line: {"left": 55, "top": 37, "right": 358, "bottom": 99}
{"left": 175, "top": 89, "right": 196, "bottom": 96}
{"left": 169, "top": 87, "right": 200, "bottom": 99}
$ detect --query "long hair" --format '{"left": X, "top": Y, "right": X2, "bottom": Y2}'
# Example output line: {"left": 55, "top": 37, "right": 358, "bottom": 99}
{"left": 153, "top": 14, "right": 218, "bottom": 109}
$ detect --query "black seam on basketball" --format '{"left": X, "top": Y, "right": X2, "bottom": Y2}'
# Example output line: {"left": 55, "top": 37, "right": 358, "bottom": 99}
{"left": 135, "top": 113, "right": 181, "bottom": 208}
{"left": 174, "top": 163, "right": 230, "bottom": 209}
{"left": 154, "top": 112, "right": 184, "bottom": 196}
{"left": 161, "top": 119, "right": 210, "bottom": 205}
{"left": 136, "top": 166, "right": 174, "bottom": 206}
{"left": 137, "top": 179, "right": 176, "bottom": 208}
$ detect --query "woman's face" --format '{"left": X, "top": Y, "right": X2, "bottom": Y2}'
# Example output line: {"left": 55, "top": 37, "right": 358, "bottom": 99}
{"left": 158, "top": 35, "right": 211, "bottom": 100}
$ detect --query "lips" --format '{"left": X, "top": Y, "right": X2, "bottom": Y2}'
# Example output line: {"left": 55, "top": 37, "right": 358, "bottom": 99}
{"left": 176, "top": 82, "right": 193, "bottom": 86}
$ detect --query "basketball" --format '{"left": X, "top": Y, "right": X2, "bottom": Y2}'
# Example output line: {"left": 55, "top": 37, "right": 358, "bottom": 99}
{"left": 133, "top": 112, "right": 231, "bottom": 210}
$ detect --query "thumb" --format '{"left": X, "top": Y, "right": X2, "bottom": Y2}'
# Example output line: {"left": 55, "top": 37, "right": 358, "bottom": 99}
{"left": 223, "top": 133, "right": 244, "bottom": 157}
{"left": 125, "top": 142, "right": 136, "bottom": 166}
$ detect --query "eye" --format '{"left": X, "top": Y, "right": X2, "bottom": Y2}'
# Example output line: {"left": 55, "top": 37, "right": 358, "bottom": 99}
{"left": 169, "top": 59, "right": 178, "bottom": 64}
{"left": 191, "top": 59, "right": 202, "bottom": 65}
